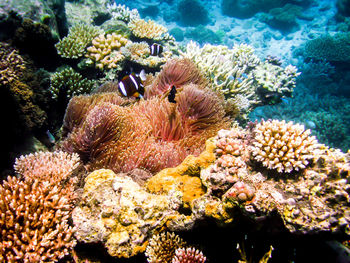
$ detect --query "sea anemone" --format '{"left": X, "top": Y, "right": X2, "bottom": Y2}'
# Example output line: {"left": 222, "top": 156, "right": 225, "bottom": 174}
{"left": 146, "top": 58, "right": 207, "bottom": 98}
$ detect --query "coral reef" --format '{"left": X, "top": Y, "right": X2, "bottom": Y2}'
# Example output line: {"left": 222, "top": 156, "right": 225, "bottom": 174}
{"left": 55, "top": 23, "right": 103, "bottom": 59}
{"left": 107, "top": 3, "right": 140, "bottom": 23}
{"left": 50, "top": 67, "right": 95, "bottom": 99}
{"left": 181, "top": 41, "right": 299, "bottom": 119}
{"left": 145, "top": 232, "right": 186, "bottom": 263}
{"left": 86, "top": 32, "right": 129, "bottom": 70}
{"left": 72, "top": 169, "right": 183, "bottom": 258}
{"left": 251, "top": 119, "right": 319, "bottom": 173}
{"left": 304, "top": 33, "right": 350, "bottom": 64}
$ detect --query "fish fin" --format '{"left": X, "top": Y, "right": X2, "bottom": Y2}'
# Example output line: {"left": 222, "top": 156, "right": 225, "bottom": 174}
{"left": 139, "top": 69, "right": 147, "bottom": 81}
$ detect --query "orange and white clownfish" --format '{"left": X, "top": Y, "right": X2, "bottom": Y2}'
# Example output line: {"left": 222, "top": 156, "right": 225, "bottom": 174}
{"left": 118, "top": 70, "right": 147, "bottom": 99}
{"left": 150, "top": 43, "right": 163, "bottom": 56}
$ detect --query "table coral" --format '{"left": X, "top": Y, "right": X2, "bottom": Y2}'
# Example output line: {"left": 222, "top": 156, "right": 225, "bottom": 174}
{"left": 72, "top": 169, "right": 183, "bottom": 258}
{"left": 86, "top": 32, "right": 129, "bottom": 70}
{"left": 55, "top": 23, "right": 103, "bottom": 59}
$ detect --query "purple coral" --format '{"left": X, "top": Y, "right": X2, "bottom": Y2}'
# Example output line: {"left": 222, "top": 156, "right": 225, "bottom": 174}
{"left": 172, "top": 247, "right": 206, "bottom": 263}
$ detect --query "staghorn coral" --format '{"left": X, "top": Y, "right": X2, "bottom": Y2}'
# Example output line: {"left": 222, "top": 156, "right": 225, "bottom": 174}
{"left": 0, "top": 176, "right": 76, "bottom": 262}
{"left": 55, "top": 23, "right": 103, "bottom": 59}
{"left": 86, "top": 33, "right": 129, "bottom": 70}
{"left": 50, "top": 67, "right": 95, "bottom": 99}
{"left": 0, "top": 42, "right": 26, "bottom": 85}
{"left": 172, "top": 247, "right": 207, "bottom": 263}
{"left": 251, "top": 119, "right": 320, "bottom": 173}
{"left": 145, "top": 232, "right": 186, "bottom": 263}
{"left": 107, "top": 3, "right": 140, "bottom": 23}
{"left": 61, "top": 85, "right": 229, "bottom": 174}
{"left": 146, "top": 58, "right": 207, "bottom": 98}
{"left": 72, "top": 169, "right": 183, "bottom": 258}
{"left": 128, "top": 18, "right": 168, "bottom": 40}
{"left": 181, "top": 41, "right": 299, "bottom": 118}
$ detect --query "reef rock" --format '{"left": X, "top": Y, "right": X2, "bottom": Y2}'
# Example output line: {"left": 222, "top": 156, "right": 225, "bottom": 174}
{"left": 72, "top": 169, "right": 185, "bottom": 258}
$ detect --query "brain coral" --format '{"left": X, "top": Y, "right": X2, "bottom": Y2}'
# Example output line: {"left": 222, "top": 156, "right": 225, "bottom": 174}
{"left": 251, "top": 119, "right": 320, "bottom": 173}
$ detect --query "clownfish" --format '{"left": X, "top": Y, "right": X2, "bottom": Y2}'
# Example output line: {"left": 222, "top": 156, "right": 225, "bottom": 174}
{"left": 168, "top": 85, "right": 177, "bottom": 103}
{"left": 150, "top": 43, "right": 163, "bottom": 56}
{"left": 118, "top": 70, "right": 147, "bottom": 99}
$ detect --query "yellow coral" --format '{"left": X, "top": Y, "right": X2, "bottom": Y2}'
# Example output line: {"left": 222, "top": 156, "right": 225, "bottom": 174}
{"left": 86, "top": 33, "right": 129, "bottom": 69}
{"left": 251, "top": 119, "right": 320, "bottom": 173}
{"left": 128, "top": 18, "right": 168, "bottom": 40}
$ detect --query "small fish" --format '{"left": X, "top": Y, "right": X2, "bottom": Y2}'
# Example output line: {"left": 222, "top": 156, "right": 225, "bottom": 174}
{"left": 118, "top": 71, "right": 145, "bottom": 99}
{"left": 237, "top": 77, "right": 243, "bottom": 83}
{"left": 168, "top": 85, "right": 177, "bottom": 103}
{"left": 150, "top": 43, "right": 163, "bottom": 56}
{"left": 46, "top": 130, "right": 56, "bottom": 144}
{"left": 228, "top": 76, "right": 235, "bottom": 81}
{"left": 241, "top": 73, "right": 248, "bottom": 79}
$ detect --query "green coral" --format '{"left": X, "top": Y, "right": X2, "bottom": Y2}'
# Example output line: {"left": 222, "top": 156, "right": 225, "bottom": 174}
{"left": 55, "top": 23, "right": 103, "bottom": 59}
{"left": 304, "top": 33, "right": 350, "bottom": 63}
{"left": 50, "top": 67, "right": 95, "bottom": 99}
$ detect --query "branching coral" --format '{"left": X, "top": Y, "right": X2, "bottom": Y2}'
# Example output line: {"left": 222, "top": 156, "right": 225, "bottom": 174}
{"left": 251, "top": 120, "right": 320, "bottom": 173}
{"left": 0, "top": 151, "right": 79, "bottom": 262}
{"left": 50, "top": 67, "right": 95, "bottom": 99}
{"left": 128, "top": 18, "right": 168, "bottom": 40}
{"left": 146, "top": 58, "right": 207, "bottom": 98}
{"left": 145, "top": 232, "right": 186, "bottom": 263}
{"left": 181, "top": 41, "right": 299, "bottom": 117}
{"left": 107, "top": 3, "right": 140, "bottom": 23}
{"left": 172, "top": 247, "right": 207, "bottom": 263}
{"left": 86, "top": 33, "right": 129, "bottom": 70}
{"left": 55, "top": 23, "right": 103, "bottom": 59}
{"left": 0, "top": 42, "right": 26, "bottom": 85}
{"left": 0, "top": 176, "right": 76, "bottom": 262}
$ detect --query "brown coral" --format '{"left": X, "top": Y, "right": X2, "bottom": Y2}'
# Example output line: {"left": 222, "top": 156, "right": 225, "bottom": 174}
{"left": 251, "top": 119, "right": 320, "bottom": 173}
{"left": 0, "top": 176, "right": 76, "bottom": 262}
{"left": 0, "top": 42, "right": 26, "bottom": 85}
{"left": 145, "top": 232, "right": 186, "bottom": 263}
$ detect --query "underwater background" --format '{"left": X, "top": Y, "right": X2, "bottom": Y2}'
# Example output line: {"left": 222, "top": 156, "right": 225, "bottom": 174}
{"left": 0, "top": 0, "right": 350, "bottom": 262}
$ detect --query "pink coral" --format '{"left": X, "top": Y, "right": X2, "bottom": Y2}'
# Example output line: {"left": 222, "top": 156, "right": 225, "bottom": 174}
{"left": 172, "top": 247, "right": 206, "bottom": 263}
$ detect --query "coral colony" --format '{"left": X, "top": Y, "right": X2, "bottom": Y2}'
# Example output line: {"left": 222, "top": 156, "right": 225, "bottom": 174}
{"left": 0, "top": 0, "right": 350, "bottom": 262}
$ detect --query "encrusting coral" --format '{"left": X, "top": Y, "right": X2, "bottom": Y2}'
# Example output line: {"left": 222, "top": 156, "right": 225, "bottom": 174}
{"left": 55, "top": 23, "right": 103, "bottom": 59}
{"left": 251, "top": 119, "right": 319, "bottom": 173}
{"left": 50, "top": 67, "right": 95, "bottom": 99}
{"left": 86, "top": 33, "right": 129, "bottom": 70}
{"left": 145, "top": 232, "right": 186, "bottom": 263}
{"left": 0, "top": 151, "right": 79, "bottom": 262}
